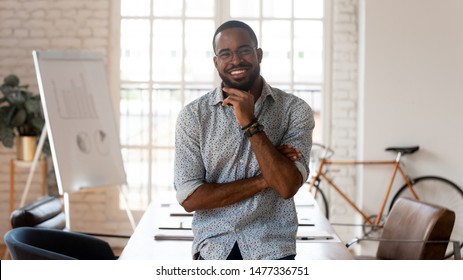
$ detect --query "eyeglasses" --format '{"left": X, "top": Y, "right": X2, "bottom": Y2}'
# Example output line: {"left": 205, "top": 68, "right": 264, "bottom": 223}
{"left": 215, "top": 46, "right": 257, "bottom": 62}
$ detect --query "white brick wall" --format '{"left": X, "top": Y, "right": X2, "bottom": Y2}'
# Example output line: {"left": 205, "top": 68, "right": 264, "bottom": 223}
{"left": 328, "top": 0, "right": 359, "bottom": 240}
{"left": 1, "top": 0, "right": 361, "bottom": 248}
{"left": 0, "top": 0, "right": 134, "bottom": 248}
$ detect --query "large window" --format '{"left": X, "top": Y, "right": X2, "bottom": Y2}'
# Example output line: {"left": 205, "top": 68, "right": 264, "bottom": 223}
{"left": 120, "top": 0, "right": 325, "bottom": 209}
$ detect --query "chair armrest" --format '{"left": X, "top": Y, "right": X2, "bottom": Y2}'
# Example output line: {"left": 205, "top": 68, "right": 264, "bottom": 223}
{"left": 74, "top": 231, "right": 131, "bottom": 239}
{"left": 10, "top": 196, "right": 64, "bottom": 229}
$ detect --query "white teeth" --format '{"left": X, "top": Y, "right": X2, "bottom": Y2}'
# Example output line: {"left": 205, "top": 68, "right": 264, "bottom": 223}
{"left": 231, "top": 69, "right": 246, "bottom": 75}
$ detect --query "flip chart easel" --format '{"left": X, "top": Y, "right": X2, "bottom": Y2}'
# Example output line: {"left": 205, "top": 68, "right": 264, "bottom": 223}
{"left": 31, "top": 50, "right": 136, "bottom": 230}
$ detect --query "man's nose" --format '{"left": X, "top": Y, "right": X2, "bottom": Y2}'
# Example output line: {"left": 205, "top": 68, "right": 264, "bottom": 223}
{"left": 230, "top": 51, "right": 244, "bottom": 63}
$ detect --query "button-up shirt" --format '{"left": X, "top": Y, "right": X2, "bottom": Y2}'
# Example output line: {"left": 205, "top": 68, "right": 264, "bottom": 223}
{"left": 174, "top": 79, "right": 314, "bottom": 259}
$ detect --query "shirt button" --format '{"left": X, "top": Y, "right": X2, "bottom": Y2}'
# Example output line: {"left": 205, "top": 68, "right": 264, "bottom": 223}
{"left": 239, "top": 159, "right": 244, "bottom": 163}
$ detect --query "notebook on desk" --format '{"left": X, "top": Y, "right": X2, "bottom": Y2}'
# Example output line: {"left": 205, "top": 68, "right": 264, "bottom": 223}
{"left": 158, "top": 221, "right": 192, "bottom": 230}
{"left": 154, "top": 229, "right": 194, "bottom": 241}
{"left": 296, "top": 229, "right": 340, "bottom": 242}
{"left": 298, "top": 217, "right": 315, "bottom": 227}
{"left": 161, "top": 203, "right": 194, "bottom": 217}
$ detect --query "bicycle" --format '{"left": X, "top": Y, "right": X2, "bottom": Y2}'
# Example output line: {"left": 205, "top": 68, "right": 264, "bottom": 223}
{"left": 306, "top": 143, "right": 463, "bottom": 259}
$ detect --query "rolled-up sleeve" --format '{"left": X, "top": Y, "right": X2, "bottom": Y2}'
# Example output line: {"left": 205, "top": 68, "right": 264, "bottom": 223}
{"left": 174, "top": 107, "right": 205, "bottom": 204}
{"left": 281, "top": 97, "right": 315, "bottom": 184}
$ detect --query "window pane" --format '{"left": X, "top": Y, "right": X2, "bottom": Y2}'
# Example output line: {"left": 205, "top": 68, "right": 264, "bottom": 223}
{"left": 121, "top": 0, "right": 151, "bottom": 16}
{"left": 261, "top": 20, "right": 291, "bottom": 83}
{"left": 293, "top": 86, "right": 322, "bottom": 143}
{"left": 153, "top": 20, "right": 183, "bottom": 82}
{"left": 151, "top": 87, "right": 182, "bottom": 146}
{"left": 120, "top": 84, "right": 150, "bottom": 146}
{"left": 294, "top": 20, "right": 323, "bottom": 83}
{"left": 263, "top": 0, "right": 291, "bottom": 18}
{"left": 293, "top": 86, "right": 322, "bottom": 113}
{"left": 121, "top": 19, "right": 150, "bottom": 81}
{"left": 294, "top": 0, "right": 324, "bottom": 18}
{"left": 230, "top": 0, "right": 259, "bottom": 18}
{"left": 186, "top": 0, "right": 215, "bottom": 17}
{"left": 120, "top": 0, "right": 326, "bottom": 201}
{"left": 122, "top": 147, "right": 150, "bottom": 210}
{"left": 185, "top": 20, "right": 215, "bottom": 82}
{"left": 151, "top": 148, "right": 175, "bottom": 192}
{"left": 153, "top": 0, "right": 182, "bottom": 16}
{"left": 184, "top": 86, "right": 210, "bottom": 105}
{"left": 275, "top": 84, "right": 291, "bottom": 93}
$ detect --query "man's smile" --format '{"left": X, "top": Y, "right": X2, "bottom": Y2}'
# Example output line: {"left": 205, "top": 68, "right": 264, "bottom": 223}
{"left": 229, "top": 68, "right": 248, "bottom": 79}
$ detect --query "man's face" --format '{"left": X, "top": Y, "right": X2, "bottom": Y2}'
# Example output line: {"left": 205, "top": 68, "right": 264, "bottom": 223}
{"left": 213, "top": 28, "right": 262, "bottom": 91}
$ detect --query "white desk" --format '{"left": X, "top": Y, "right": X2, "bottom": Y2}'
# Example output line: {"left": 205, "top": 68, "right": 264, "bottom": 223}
{"left": 119, "top": 193, "right": 353, "bottom": 260}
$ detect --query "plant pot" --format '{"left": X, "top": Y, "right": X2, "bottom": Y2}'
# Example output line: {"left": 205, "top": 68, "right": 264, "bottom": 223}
{"left": 16, "top": 136, "right": 37, "bottom": 161}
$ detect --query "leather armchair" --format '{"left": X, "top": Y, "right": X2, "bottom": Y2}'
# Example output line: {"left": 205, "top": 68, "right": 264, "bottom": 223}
{"left": 347, "top": 197, "right": 458, "bottom": 260}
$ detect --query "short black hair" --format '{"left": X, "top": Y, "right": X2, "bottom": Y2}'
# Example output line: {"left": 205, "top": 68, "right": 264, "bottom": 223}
{"left": 212, "top": 20, "right": 258, "bottom": 53}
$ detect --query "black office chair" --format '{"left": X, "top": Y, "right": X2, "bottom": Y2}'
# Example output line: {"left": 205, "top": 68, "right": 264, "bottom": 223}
{"left": 9, "top": 195, "right": 131, "bottom": 239}
{"left": 10, "top": 196, "right": 66, "bottom": 230}
{"left": 3, "top": 227, "right": 117, "bottom": 260}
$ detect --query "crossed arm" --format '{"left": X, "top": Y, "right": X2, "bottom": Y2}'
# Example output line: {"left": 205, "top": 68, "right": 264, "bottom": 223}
{"left": 181, "top": 143, "right": 303, "bottom": 213}
{"left": 180, "top": 87, "right": 310, "bottom": 212}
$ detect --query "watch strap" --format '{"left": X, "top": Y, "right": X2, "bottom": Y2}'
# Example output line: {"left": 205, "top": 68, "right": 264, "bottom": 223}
{"left": 244, "top": 122, "right": 264, "bottom": 137}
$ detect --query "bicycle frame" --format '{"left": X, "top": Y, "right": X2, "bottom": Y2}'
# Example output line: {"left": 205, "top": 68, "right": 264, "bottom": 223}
{"left": 308, "top": 153, "right": 420, "bottom": 225}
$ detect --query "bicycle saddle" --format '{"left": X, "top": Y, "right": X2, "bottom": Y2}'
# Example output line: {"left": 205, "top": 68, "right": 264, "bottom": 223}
{"left": 385, "top": 146, "right": 419, "bottom": 154}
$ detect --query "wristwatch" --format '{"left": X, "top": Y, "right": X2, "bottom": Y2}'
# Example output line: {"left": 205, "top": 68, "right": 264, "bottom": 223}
{"left": 244, "top": 122, "right": 264, "bottom": 138}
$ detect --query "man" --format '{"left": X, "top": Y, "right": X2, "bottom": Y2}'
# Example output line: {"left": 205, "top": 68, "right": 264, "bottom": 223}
{"left": 174, "top": 20, "right": 315, "bottom": 260}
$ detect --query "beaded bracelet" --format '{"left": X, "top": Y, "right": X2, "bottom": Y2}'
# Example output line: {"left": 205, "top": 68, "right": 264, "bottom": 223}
{"left": 241, "top": 117, "right": 258, "bottom": 131}
{"left": 244, "top": 121, "right": 264, "bottom": 137}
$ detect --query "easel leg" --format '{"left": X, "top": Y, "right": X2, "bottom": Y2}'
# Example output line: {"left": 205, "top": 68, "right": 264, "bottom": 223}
{"left": 9, "top": 159, "right": 15, "bottom": 214}
{"left": 19, "top": 128, "right": 48, "bottom": 207}
{"left": 119, "top": 185, "right": 137, "bottom": 231}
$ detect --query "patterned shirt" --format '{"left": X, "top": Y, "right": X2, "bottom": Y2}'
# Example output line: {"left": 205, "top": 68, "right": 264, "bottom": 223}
{"left": 174, "top": 79, "right": 314, "bottom": 260}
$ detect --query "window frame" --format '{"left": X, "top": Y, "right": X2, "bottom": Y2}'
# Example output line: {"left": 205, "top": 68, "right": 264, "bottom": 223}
{"left": 114, "top": 0, "right": 331, "bottom": 208}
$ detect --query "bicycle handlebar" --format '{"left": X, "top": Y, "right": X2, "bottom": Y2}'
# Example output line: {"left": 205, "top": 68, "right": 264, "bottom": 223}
{"left": 311, "top": 143, "right": 334, "bottom": 160}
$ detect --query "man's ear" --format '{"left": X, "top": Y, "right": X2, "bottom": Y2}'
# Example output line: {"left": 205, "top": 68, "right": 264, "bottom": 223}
{"left": 213, "top": 55, "right": 219, "bottom": 69}
{"left": 256, "top": 48, "right": 263, "bottom": 63}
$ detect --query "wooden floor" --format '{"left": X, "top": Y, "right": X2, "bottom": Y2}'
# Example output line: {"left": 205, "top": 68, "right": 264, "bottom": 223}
{"left": 1, "top": 243, "right": 10, "bottom": 260}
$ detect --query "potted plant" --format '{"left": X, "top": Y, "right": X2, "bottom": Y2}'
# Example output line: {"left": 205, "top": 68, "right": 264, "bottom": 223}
{"left": 0, "top": 74, "right": 46, "bottom": 160}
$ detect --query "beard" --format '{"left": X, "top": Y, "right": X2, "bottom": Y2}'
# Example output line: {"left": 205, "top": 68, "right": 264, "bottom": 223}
{"left": 219, "top": 64, "right": 260, "bottom": 91}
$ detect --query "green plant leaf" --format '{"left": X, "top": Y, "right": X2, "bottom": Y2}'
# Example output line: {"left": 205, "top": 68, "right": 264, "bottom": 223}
{"left": 10, "top": 108, "right": 27, "bottom": 127}
{"left": 1, "top": 85, "right": 15, "bottom": 98}
{"left": 5, "top": 89, "right": 26, "bottom": 107}
{"left": 1, "top": 74, "right": 44, "bottom": 139}
{"left": 21, "top": 89, "right": 34, "bottom": 99}
{"left": 5, "top": 106, "right": 17, "bottom": 125}
{"left": 3, "top": 74, "right": 20, "bottom": 87}
{"left": 25, "top": 98, "right": 42, "bottom": 114}
{"left": 0, "top": 106, "right": 9, "bottom": 121}
{"left": 29, "top": 117, "right": 45, "bottom": 130}
{"left": 0, "top": 125, "right": 15, "bottom": 148}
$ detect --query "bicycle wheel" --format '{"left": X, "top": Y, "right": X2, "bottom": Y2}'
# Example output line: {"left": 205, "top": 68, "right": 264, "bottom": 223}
{"left": 389, "top": 176, "right": 463, "bottom": 259}
{"left": 307, "top": 143, "right": 332, "bottom": 220}
{"left": 312, "top": 185, "right": 329, "bottom": 219}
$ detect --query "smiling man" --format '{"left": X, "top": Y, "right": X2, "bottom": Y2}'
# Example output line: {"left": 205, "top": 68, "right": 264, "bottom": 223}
{"left": 174, "top": 20, "right": 315, "bottom": 260}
